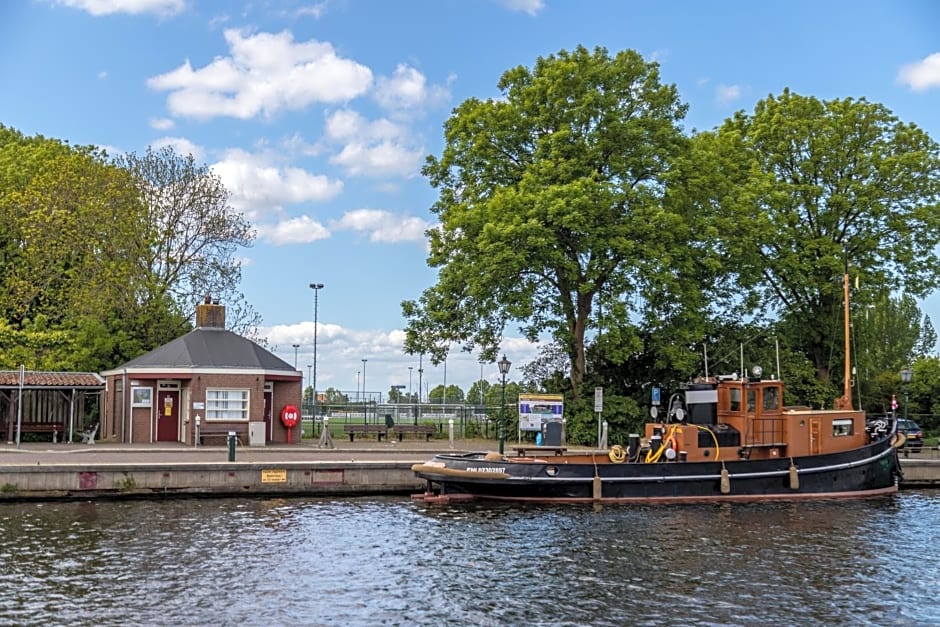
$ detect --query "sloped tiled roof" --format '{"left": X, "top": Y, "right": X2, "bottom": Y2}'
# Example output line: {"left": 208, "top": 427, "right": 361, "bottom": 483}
{"left": 119, "top": 327, "right": 295, "bottom": 371}
{"left": 0, "top": 371, "right": 104, "bottom": 389}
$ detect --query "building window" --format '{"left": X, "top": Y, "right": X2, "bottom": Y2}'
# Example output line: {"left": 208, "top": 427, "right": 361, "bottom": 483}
{"left": 206, "top": 389, "right": 250, "bottom": 421}
{"left": 131, "top": 387, "right": 152, "bottom": 407}
{"left": 832, "top": 419, "right": 854, "bottom": 437}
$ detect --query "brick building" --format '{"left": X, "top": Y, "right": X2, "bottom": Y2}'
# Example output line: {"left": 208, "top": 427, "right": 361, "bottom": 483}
{"left": 100, "top": 301, "right": 302, "bottom": 445}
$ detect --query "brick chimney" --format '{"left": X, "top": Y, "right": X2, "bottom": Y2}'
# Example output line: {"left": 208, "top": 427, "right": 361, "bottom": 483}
{"left": 195, "top": 296, "right": 225, "bottom": 329}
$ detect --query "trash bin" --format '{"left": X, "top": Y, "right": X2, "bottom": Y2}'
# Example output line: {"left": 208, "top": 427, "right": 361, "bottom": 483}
{"left": 543, "top": 420, "right": 563, "bottom": 447}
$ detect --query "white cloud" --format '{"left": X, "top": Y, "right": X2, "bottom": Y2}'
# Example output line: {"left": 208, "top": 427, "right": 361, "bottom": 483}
{"left": 494, "top": 0, "right": 544, "bottom": 16}
{"left": 256, "top": 215, "right": 330, "bottom": 245}
{"left": 147, "top": 29, "right": 373, "bottom": 119}
{"left": 210, "top": 148, "right": 343, "bottom": 217}
{"left": 330, "top": 141, "right": 424, "bottom": 178}
{"left": 375, "top": 64, "right": 450, "bottom": 111}
{"left": 332, "top": 209, "right": 431, "bottom": 243}
{"left": 149, "top": 117, "right": 175, "bottom": 130}
{"left": 715, "top": 83, "right": 742, "bottom": 106}
{"left": 898, "top": 52, "right": 940, "bottom": 91}
{"left": 97, "top": 70, "right": 108, "bottom": 79}
{"left": 51, "top": 0, "right": 184, "bottom": 16}
{"left": 295, "top": 3, "right": 326, "bottom": 18}
{"left": 324, "top": 109, "right": 424, "bottom": 178}
{"left": 151, "top": 136, "right": 204, "bottom": 161}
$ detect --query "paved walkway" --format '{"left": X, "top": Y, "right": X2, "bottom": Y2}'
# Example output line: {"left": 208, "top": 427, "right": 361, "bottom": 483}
{"left": 0, "top": 437, "right": 502, "bottom": 466}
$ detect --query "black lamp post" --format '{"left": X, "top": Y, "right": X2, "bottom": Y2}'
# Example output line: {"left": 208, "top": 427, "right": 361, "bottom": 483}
{"left": 498, "top": 354, "right": 511, "bottom": 455}
{"left": 309, "top": 283, "right": 324, "bottom": 438}
{"left": 900, "top": 366, "right": 913, "bottom": 421}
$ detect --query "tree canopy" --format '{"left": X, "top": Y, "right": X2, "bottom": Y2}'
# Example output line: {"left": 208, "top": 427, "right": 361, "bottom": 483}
{"left": 696, "top": 89, "right": 940, "bottom": 387}
{"left": 402, "top": 46, "right": 693, "bottom": 399}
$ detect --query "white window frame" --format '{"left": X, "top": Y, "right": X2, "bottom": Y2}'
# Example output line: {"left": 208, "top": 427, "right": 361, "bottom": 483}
{"left": 131, "top": 386, "right": 153, "bottom": 407}
{"left": 205, "top": 388, "right": 250, "bottom": 421}
{"left": 832, "top": 418, "right": 854, "bottom": 437}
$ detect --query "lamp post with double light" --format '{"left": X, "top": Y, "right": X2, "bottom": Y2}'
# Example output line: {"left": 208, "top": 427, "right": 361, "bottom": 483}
{"left": 498, "top": 354, "right": 511, "bottom": 455}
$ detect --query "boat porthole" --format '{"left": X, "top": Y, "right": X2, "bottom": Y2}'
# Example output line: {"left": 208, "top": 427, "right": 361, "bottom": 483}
{"left": 546, "top": 466, "right": 558, "bottom": 477}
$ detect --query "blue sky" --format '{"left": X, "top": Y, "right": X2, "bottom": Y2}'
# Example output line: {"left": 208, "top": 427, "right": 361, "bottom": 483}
{"left": 1, "top": 0, "right": 938, "bottom": 398}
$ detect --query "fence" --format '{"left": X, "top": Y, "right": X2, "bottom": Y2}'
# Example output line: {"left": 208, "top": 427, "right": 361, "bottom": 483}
{"left": 301, "top": 400, "right": 516, "bottom": 439}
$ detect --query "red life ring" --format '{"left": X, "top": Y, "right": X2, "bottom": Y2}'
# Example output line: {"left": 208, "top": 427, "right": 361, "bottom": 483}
{"left": 280, "top": 405, "right": 300, "bottom": 428}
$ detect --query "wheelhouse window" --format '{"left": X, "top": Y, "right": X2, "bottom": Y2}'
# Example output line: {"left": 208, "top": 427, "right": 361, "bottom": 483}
{"left": 832, "top": 419, "right": 854, "bottom": 437}
{"left": 762, "top": 386, "right": 780, "bottom": 411}
{"left": 206, "top": 389, "right": 249, "bottom": 421}
{"left": 729, "top": 388, "right": 741, "bottom": 412}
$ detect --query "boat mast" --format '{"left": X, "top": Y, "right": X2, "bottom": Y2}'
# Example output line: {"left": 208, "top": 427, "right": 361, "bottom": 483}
{"left": 834, "top": 273, "right": 853, "bottom": 410}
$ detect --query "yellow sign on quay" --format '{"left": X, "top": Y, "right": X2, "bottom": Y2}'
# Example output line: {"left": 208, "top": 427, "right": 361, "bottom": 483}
{"left": 261, "top": 469, "right": 287, "bottom": 483}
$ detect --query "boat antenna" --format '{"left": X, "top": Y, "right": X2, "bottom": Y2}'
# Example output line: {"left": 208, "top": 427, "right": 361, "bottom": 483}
{"left": 833, "top": 273, "right": 853, "bottom": 410}
{"left": 704, "top": 344, "right": 709, "bottom": 379}
{"left": 740, "top": 343, "right": 744, "bottom": 378}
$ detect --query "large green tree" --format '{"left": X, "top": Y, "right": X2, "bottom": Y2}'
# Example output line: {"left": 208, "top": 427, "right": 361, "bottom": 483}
{"left": 0, "top": 125, "right": 158, "bottom": 370}
{"left": 697, "top": 90, "right": 940, "bottom": 390}
{"left": 402, "top": 46, "right": 696, "bottom": 399}
{"left": 112, "top": 146, "right": 259, "bottom": 336}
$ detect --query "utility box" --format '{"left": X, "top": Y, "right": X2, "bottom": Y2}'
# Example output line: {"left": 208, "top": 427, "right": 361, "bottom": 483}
{"left": 248, "top": 422, "right": 266, "bottom": 447}
{"left": 543, "top": 420, "right": 563, "bottom": 447}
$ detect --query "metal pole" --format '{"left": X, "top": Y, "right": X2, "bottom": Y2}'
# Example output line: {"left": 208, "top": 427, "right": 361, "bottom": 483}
{"left": 362, "top": 359, "right": 368, "bottom": 422}
{"left": 309, "top": 283, "right": 324, "bottom": 439}
{"left": 292, "top": 344, "right": 299, "bottom": 369}
{"left": 500, "top": 371, "right": 506, "bottom": 455}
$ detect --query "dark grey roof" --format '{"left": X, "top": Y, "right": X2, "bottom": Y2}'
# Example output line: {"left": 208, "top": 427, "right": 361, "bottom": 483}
{"left": 120, "top": 327, "right": 295, "bottom": 371}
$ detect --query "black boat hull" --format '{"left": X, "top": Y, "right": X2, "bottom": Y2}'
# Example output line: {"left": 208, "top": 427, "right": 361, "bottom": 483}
{"left": 413, "top": 438, "right": 901, "bottom": 504}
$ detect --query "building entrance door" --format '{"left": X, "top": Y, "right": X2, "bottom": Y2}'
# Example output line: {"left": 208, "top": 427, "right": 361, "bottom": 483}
{"left": 157, "top": 389, "right": 180, "bottom": 441}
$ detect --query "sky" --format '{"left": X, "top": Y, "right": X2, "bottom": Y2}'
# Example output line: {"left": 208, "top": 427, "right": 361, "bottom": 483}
{"left": 1, "top": 0, "right": 939, "bottom": 399}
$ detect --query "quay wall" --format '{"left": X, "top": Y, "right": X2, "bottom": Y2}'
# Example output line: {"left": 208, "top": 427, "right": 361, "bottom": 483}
{"left": 0, "top": 461, "right": 424, "bottom": 500}
{"left": 1, "top": 455, "right": 938, "bottom": 501}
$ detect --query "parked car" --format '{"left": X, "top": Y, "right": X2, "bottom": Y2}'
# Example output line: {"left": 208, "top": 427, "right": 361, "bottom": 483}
{"left": 896, "top": 418, "right": 924, "bottom": 452}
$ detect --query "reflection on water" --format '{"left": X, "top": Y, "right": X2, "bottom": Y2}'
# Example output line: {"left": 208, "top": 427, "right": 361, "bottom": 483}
{"left": 1, "top": 492, "right": 938, "bottom": 626}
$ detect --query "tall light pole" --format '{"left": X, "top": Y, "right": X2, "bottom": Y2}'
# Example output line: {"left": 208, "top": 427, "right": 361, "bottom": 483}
{"left": 498, "top": 354, "right": 511, "bottom": 455}
{"left": 418, "top": 354, "right": 424, "bottom": 404}
{"left": 309, "top": 283, "right": 324, "bottom": 438}
{"left": 362, "top": 358, "right": 368, "bottom": 417}
{"left": 408, "top": 366, "right": 413, "bottom": 400}
{"left": 292, "top": 344, "right": 299, "bottom": 369}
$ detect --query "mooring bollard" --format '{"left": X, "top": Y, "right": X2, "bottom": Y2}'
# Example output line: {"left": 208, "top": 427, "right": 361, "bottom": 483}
{"left": 448, "top": 418, "right": 454, "bottom": 449}
{"left": 227, "top": 431, "right": 236, "bottom": 462}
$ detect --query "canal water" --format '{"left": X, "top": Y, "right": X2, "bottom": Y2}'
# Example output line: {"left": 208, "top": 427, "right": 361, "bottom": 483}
{"left": 1, "top": 491, "right": 938, "bottom": 626}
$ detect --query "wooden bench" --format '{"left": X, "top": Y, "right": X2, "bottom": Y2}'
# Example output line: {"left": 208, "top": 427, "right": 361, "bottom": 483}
{"left": 513, "top": 446, "right": 567, "bottom": 457}
{"left": 198, "top": 423, "right": 249, "bottom": 446}
{"left": 392, "top": 424, "right": 436, "bottom": 441}
{"left": 1, "top": 421, "right": 65, "bottom": 441}
{"left": 343, "top": 424, "right": 387, "bottom": 442}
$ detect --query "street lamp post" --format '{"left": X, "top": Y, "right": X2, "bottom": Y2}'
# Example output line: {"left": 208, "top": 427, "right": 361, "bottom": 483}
{"left": 900, "top": 366, "right": 913, "bottom": 422}
{"left": 292, "top": 344, "right": 299, "bottom": 369}
{"left": 309, "top": 283, "right": 324, "bottom": 439}
{"left": 498, "top": 354, "right": 511, "bottom": 455}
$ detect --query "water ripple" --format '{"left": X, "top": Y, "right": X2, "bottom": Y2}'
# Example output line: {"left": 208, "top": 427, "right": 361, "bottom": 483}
{"left": 1, "top": 493, "right": 939, "bottom": 625}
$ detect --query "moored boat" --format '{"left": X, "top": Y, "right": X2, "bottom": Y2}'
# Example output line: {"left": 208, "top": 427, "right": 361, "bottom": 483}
{"left": 413, "top": 276, "right": 903, "bottom": 505}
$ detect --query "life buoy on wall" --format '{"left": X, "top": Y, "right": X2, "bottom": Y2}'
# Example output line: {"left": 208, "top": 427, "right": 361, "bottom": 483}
{"left": 280, "top": 405, "right": 300, "bottom": 444}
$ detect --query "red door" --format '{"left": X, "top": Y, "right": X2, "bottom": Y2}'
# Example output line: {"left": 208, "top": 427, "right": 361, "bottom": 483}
{"left": 157, "top": 389, "right": 180, "bottom": 441}
{"left": 264, "top": 390, "right": 273, "bottom": 441}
